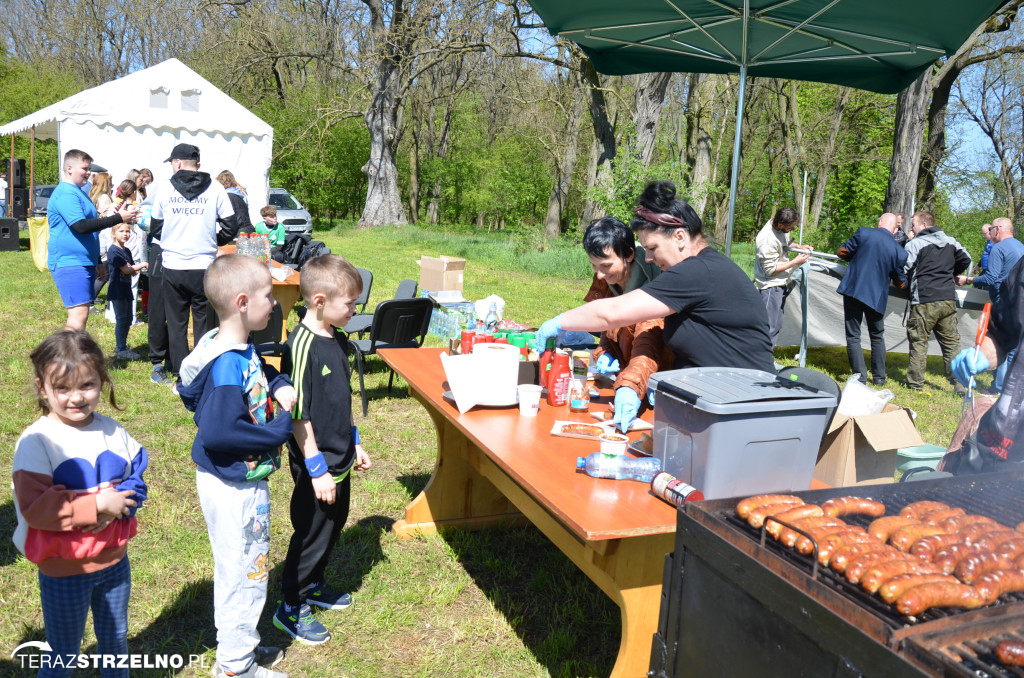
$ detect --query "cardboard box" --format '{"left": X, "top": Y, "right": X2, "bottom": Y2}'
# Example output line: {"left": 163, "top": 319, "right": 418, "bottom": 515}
{"left": 813, "top": 403, "right": 924, "bottom": 487}
{"left": 418, "top": 255, "right": 466, "bottom": 293}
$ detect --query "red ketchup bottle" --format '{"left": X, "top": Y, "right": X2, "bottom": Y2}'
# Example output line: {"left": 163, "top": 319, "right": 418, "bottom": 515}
{"left": 547, "top": 350, "right": 571, "bottom": 407}
{"left": 538, "top": 337, "right": 556, "bottom": 388}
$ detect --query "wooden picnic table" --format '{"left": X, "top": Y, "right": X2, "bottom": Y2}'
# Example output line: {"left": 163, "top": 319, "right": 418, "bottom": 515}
{"left": 379, "top": 346, "right": 676, "bottom": 678}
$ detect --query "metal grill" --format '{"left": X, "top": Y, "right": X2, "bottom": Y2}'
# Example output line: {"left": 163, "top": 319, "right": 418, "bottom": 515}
{"left": 703, "top": 472, "right": 1024, "bottom": 628}
{"left": 903, "top": 617, "right": 1024, "bottom": 677}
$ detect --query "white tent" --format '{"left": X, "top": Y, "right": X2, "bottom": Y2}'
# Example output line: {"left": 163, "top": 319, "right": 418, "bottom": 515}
{"left": 0, "top": 58, "right": 272, "bottom": 224}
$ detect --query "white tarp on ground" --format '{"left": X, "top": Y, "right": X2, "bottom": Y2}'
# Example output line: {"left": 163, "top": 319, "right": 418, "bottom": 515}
{"left": 777, "top": 260, "right": 990, "bottom": 355}
{"left": 0, "top": 58, "right": 272, "bottom": 224}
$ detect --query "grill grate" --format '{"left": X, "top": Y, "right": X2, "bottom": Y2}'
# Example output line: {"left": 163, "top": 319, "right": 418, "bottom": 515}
{"left": 905, "top": 624, "right": 1024, "bottom": 677}
{"left": 697, "top": 471, "right": 1024, "bottom": 629}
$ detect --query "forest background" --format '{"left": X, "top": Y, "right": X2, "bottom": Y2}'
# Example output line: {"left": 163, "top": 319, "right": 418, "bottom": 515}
{"left": 2, "top": 0, "right": 1024, "bottom": 256}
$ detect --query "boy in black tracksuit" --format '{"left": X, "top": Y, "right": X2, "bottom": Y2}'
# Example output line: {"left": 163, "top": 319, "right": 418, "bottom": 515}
{"left": 273, "top": 255, "right": 372, "bottom": 645}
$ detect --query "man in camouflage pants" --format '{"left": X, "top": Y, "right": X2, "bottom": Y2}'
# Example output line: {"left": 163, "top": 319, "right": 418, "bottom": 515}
{"left": 903, "top": 210, "right": 972, "bottom": 392}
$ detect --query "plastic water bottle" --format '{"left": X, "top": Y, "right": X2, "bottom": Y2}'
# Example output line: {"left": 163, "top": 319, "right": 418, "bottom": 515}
{"left": 484, "top": 302, "right": 498, "bottom": 331}
{"left": 576, "top": 452, "right": 662, "bottom": 482}
{"left": 261, "top": 234, "right": 272, "bottom": 268}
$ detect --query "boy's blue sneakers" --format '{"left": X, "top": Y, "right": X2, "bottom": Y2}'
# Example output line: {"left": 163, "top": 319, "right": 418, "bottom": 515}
{"left": 306, "top": 585, "right": 353, "bottom": 610}
{"left": 273, "top": 602, "right": 330, "bottom": 645}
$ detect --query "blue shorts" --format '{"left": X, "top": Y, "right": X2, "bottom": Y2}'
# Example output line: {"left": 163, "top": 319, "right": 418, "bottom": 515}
{"left": 51, "top": 265, "right": 97, "bottom": 308}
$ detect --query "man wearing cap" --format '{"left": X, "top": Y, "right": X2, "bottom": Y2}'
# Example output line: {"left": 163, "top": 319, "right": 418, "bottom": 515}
{"left": 47, "top": 149, "right": 138, "bottom": 330}
{"left": 149, "top": 143, "right": 239, "bottom": 378}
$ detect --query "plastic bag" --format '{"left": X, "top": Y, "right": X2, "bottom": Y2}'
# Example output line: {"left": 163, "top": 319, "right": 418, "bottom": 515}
{"left": 837, "top": 374, "right": 894, "bottom": 417}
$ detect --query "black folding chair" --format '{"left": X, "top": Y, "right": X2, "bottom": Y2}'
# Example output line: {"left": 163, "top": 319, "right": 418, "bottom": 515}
{"left": 344, "top": 278, "right": 418, "bottom": 337}
{"left": 250, "top": 303, "right": 286, "bottom": 359}
{"left": 350, "top": 298, "right": 433, "bottom": 416}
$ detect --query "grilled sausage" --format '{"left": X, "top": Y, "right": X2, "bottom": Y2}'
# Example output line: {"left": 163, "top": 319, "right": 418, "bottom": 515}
{"left": 995, "top": 640, "right": 1024, "bottom": 666}
{"left": 765, "top": 505, "right": 825, "bottom": 539}
{"left": 939, "top": 514, "right": 998, "bottom": 533}
{"left": 845, "top": 549, "right": 905, "bottom": 584}
{"left": 877, "top": 573, "right": 957, "bottom": 604}
{"left": 909, "top": 534, "right": 966, "bottom": 561}
{"left": 933, "top": 543, "right": 987, "bottom": 575}
{"left": 868, "top": 516, "right": 921, "bottom": 543}
{"left": 996, "top": 538, "right": 1024, "bottom": 560}
{"left": 778, "top": 517, "right": 842, "bottom": 548}
{"left": 737, "top": 494, "right": 804, "bottom": 519}
{"left": 821, "top": 497, "right": 886, "bottom": 518}
{"left": 830, "top": 542, "right": 892, "bottom": 574}
{"left": 795, "top": 523, "right": 855, "bottom": 555}
{"left": 896, "top": 582, "right": 985, "bottom": 616}
{"left": 861, "top": 559, "right": 942, "bottom": 594}
{"left": 899, "top": 501, "right": 950, "bottom": 519}
{"left": 954, "top": 551, "right": 1013, "bottom": 584}
{"left": 973, "top": 569, "right": 1024, "bottom": 605}
{"left": 889, "top": 524, "right": 950, "bottom": 552}
{"left": 817, "top": 530, "right": 876, "bottom": 566}
{"left": 919, "top": 507, "right": 966, "bottom": 525}
{"left": 960, "top": 521, "right": 1008, "bottom": 544}
{"left": 975, "top": 529, "right": 1021, "bottom": 552}
{"left": 747, "top": 502, "right": 804, "bottom": 529}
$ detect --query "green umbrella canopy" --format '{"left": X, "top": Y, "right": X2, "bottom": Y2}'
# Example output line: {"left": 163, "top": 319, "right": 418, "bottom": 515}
{"left": 528, "top": 0, "right": 1008, "bottom": 94}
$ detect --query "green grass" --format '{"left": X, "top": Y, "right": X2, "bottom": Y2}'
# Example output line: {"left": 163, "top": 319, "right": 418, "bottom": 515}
{"left": 0, "top": 225, "right": 973, "bottom": 677}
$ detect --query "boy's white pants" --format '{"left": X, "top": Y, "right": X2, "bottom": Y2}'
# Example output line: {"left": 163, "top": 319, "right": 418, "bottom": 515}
{"left": 196, "top": 468, "right": 272, "bottom": 674}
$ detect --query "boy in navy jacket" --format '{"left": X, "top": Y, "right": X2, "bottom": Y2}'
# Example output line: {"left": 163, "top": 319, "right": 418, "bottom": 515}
{"left": 273, "top": 255, "right": 372, "bottom": 645}
{"left": 177, "top": 254, "right": 296, "bottom": 678}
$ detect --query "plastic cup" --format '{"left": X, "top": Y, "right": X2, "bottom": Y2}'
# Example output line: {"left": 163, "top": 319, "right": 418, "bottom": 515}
{"left": 599, "top": 432, "right": 629, "bottom": 455}
{"left": 518, "top": 384, "right": 542, "bottom": 416}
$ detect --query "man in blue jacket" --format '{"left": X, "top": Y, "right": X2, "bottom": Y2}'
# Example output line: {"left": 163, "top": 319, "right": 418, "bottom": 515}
{"left": 835, "top": 213, "right": 908, "bottom": 385}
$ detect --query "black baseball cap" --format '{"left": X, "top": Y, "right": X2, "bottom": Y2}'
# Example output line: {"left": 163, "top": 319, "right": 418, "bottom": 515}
{"left": 165, "top": 143, "right": 200, "bottom": 162}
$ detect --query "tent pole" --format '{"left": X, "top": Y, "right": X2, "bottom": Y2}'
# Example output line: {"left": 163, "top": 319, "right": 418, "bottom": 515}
{"left": 30, "top": 127, "right": 35, "bottom": 212}
{"left": 724, "top": 64, "right": 746, "bottom": 258}
{"left": 8, "top": 134, "right": 12, "bottom": 214}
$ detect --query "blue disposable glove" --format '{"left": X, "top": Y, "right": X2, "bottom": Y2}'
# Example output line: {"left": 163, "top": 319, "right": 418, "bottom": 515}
{"left": 534, "top": 314, "right": 563, "bottom": 351}
{"left": 646, "top": 387, "right": 656, "bottom": 408}
{"left": 614, "top": 387, "right": 642, "bottom": 434}
{"left": 952, "top": 348, "right": 990, "bottom": 387}
{"left": 594, "top": 353, "right": 620, "bottom": 375}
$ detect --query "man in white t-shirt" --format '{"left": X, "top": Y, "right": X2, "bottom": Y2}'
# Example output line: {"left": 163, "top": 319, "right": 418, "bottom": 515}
{"left": 149, "top": 143, "right": 238, "bottom": 377}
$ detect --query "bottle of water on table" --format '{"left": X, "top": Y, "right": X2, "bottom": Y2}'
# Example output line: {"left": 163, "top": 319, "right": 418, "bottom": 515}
{"left": 576, "top": 452, "right": 662, "bottom": 482}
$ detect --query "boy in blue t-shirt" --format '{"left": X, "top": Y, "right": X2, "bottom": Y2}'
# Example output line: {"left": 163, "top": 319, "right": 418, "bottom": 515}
{"left": 273, "top": 254, "right": 372, "bottom": 645}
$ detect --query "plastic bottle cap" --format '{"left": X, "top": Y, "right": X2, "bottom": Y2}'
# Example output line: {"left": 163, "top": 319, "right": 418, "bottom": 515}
{"left": 576, "top": 457, "right": 586, "bottom": 469}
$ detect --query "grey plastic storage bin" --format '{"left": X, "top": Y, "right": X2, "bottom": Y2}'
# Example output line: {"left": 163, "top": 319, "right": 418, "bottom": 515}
{"left": 648, "top": 367, "right": 836, "bottom": 500}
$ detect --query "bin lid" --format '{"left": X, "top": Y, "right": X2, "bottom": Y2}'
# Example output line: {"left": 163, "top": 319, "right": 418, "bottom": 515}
{"left": 649, "top": 367, "right": 837, "bottom": 415}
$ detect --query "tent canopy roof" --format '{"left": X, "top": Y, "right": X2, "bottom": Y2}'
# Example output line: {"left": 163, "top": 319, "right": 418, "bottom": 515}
{"left": 0, "top": 58, "right": 271, "bottom": 139}
{"left": 529, "top": 0, "right": 1007, "bottom": 93}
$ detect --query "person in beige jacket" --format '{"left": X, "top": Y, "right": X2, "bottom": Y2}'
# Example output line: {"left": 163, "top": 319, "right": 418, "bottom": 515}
{"left": 754, "top": 207, "right": 811, "bottom": 347}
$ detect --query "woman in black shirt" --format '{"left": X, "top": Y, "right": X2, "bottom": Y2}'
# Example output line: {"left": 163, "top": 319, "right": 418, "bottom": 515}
{"left": 536, "top": 180, "right": 774, "bottom": 373}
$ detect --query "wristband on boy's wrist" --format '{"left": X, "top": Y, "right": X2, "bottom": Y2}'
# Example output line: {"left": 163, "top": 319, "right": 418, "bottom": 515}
{"left": 351, "top": 425, "right": 361, "bottom": 445}
{"left": 305, "top": 451, "right": 328, "bottom": 477}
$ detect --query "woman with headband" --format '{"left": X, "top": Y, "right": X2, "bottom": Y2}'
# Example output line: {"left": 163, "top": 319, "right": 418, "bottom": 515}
{"left": 535, "top": 180, "right": 775, "bottom": 423}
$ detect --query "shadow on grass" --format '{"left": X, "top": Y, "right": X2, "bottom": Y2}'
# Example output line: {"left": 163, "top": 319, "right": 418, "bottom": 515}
{"left": 0, "top": 500, "right": 20, "bottom": 567}
{"left": 1, "top": 580, "right": 217, "bottom": 677}
{"left": 395, "top": 472, "right": 431, "bottom": 500}
{"left": 267, "top": 515, "right": 388, "bottom": 654}
{"left": 442, "top": 525, "right": 619, "bottom": 678}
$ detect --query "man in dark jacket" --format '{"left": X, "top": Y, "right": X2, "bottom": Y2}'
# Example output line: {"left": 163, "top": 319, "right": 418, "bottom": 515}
{"left": 903, "top": 210, "right": 972, "bottom": 393}
{"left": 836, "top": 213, "right": 908, "bottom": 385}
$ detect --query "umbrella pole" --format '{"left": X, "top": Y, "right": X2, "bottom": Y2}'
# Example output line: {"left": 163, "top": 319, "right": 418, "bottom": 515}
{"left": 724, "top": 64, "right": 746, "bottom": 258}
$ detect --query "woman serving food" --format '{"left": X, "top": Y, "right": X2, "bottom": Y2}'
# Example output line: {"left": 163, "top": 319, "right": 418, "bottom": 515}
{"left": 580, "top": 217, "right": 674, "bottom": 433}
{"left": 536, "top": 180, "right": 775, "bottom": 428}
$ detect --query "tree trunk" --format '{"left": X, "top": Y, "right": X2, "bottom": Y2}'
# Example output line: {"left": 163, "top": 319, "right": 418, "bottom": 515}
{"left": 408, "top": 127, "right": 420, "bottom": 223}
{"left": 360, "top": 66, "right": 408, "bottom": 227}
{"left": 884, "top": 70, "right": 931, "bottom": 220}
{"left": 544, "top": 65, "right": 586, "bottom": 238}
{"left": 808, "top": 87, "right": 851, "bottom": 229}
{"left": 632, "top": 71, "right": 672, "bottom": 165}
{"left": 427, "top": 100, "right": 454, "bottom": 226}
{"left": 685, "top": 73, "right": 716, "bottom": 219}
{"left": 581, "top": 60, "right": 617, "bottom": 225}
{"left": 776, "top": 80, "right": 804, "bottom": 211}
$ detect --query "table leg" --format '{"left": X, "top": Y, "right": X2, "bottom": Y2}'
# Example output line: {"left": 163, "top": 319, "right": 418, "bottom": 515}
{"left": 393, "top": 392, "right": 523, "bottom": 537}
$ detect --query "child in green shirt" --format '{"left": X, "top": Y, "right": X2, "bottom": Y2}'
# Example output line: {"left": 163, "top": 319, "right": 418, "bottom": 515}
{"left": 255, "top": 205, "right": 286, "bottom": 247}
